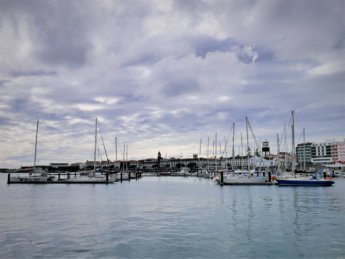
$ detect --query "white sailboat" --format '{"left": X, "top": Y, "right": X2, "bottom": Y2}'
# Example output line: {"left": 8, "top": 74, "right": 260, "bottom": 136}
{"left": 221, "top": 117, "right": 271, "bottom": 185}
{"left": 65, "top": 118, "right": 115, "bottom": 183}
{"left": 10, "top": 120, "right": 54, "bottom": 183}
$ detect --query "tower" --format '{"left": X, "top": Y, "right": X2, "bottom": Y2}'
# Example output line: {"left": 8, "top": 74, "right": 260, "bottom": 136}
{"left": 157, "top": 151, "right": 161, "bottom": 169}
{"left": 262, "top": 141, "right": 270, "bottom": 157}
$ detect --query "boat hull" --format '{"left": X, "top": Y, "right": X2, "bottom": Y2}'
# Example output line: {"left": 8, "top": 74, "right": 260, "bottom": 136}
{"left": 276, "top": 179, "right": 334, "bottom": 186}
{"left": 221, "top": 181, "right": 274, "bottom": 186}
{"left": 219, "top": 174, "right": 272, "bottom": 185}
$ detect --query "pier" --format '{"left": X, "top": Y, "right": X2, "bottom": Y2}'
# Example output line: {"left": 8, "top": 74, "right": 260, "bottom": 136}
{"left": 7, "top": 171, "right": 142, "bottom": 184}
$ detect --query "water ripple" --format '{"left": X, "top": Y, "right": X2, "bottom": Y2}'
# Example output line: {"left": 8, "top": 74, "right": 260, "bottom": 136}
{"left": 1, "top": 175, "right": 345, "bottom": 258}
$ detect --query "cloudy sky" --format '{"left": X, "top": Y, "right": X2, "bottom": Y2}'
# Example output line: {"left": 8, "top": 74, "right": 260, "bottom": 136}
{"left": 0, "top": 0, "right": 344, "bottom": 168}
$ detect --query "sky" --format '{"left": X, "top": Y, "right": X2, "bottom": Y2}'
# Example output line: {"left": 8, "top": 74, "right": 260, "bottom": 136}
{"left": 0, "top": 0, "right": 344, "bottom": 168}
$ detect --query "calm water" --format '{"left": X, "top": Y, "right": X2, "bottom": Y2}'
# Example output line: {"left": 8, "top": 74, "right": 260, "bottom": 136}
{"left": 1, "top": 174, "right": 345, "bottom": 258}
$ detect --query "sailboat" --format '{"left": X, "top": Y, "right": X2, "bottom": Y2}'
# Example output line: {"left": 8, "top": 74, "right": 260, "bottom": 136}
{"left": 220, "top": 118, "right": 272, "bottom": 185}
{"left": 65, "top": 118, "right": 115, "bottom": 183}
{"left": 276, "top": 111, "right": 334, "bottom": 187}
{"left": 9, "top": 120, "right": 54, "bottom": 183}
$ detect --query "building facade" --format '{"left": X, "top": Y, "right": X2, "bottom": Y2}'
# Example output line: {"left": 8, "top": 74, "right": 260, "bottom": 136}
{"left": 296, "top": 140, "right": 345, "bottom": 167}
{"left": 331, "top": 140, "right": 345, "bottom": 164}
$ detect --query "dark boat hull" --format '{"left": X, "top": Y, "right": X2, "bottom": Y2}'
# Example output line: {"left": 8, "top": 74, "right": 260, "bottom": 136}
{"left": 277, "top": 179, "right": 334, "bottom": 186}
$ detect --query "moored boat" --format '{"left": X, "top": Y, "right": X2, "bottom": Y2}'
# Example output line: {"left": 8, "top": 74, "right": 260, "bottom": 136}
{"left": 276, "top": 112, "right": 334, "bottom": 187}
{"left": 9, "top": 173, "right": 54, "bottom": 183}
{"left": 220, "top": 170, "right": 273, "bottom": 185}
{"left": 172, "top": 167, "right": 191, "bottom": 176}
{"left": 8, "top": 120, "right": 52, "bottom": 184}
{"left": 276, "top": 176, "right": 334, "bottom": 187}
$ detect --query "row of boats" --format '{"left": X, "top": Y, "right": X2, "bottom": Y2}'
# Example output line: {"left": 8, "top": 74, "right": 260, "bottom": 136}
{"left": 144, "top": 167, "right": 336, "bottom": 187}
{"left": 7, "top": 165, "right": 338, "bottom": 186}
{"left": 218, "top": 169, "right": 335, "bottom": 186}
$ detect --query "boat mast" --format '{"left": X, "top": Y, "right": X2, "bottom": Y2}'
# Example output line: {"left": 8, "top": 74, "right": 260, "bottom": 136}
{"left": 126, "top": 144, "right": 128, "bottom": 171}
{"left": 291, "top": 111, "right": 295, "bottom": 174}
{"left": 199, "top": 138, "right": 202, "bottom": 170}
{"left": 241, "top": 133, "right": 243, "bottom": 170}
{"left": 94, "top": 117, "right": 97, "bottom": 174}
{"left": 33, "top": 120, "right": 39, "bottom": 174}
{"left": 276, "top": 133, "right": 280, "bottom": 172}
{"left": 284, "top": 124, "right": 287, "bottom": 172}
{"left": 303, "top": 128, "right": 306, "bottom": 171}
{"left": 232, "top": 122, "right": 235, "bottom": 170}
{"left": 123, "top": 141, "right": 125, "bottom": 173}
{"left": 207, "top": 137, "right": 210, "bottom": 171}
{"left": 115, "top": 136, "right": 118, "bottom": 162}
{"left": 246, "top": 116, "right": 250, "bottom": 171}
{"left": 215, "top": 132, "right": 218, "bottom": 172}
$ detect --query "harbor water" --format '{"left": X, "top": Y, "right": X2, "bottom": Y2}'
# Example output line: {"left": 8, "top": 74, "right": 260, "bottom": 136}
{"left": 1, "top": 174, "right": 345, "bottom": 258}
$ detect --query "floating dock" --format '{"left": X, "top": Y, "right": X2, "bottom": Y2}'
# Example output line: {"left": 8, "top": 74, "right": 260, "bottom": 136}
{"left": 7, "top": 172, "right": 142, "bottom": 184}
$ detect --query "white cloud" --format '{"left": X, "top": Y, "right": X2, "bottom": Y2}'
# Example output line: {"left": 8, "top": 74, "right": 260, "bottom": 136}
{"left": 218, "top": 96, "right": 231, "bottom": 102}
{"left": 307, "top": 60, "right": 345, "bottom": 76}
{"left": 73, "top": 103, "right": 105, "bottom": 112}
{"left": 94, "top": 97, "right": 119, "bottom": 105}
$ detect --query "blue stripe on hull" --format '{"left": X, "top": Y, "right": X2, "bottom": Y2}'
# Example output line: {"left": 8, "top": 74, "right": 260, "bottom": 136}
{"left": 277, "top": 179, "right": 334, "bottom": 186}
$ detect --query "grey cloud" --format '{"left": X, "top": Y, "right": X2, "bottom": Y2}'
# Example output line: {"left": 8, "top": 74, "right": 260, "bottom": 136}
{"left": 193, "top": 37, "right": 238, "bottom": 58}
{"left": 9, "top": 70, "right": 57, "bottom": 77}
{"left": 0, "top": 80, "right": 8, "bottom": 86}
{"left": 33, "top": 2, "right": 92, "bottom": 67}
{"left": 1, "top": 0, "right": 93, "bottom": 68}
{"left": 0, "top": 117, "right": 11, "bottom": 126}
{"left": 173, "top": 0, "right": 208, "bottom": 13}
{"left": 122, "top": 53, "right": 161, "bottom": 67}
{"left": 9, "top": 98, "right": 31, "bottom": 112}
{"left": 119, "top": 94, "right": 149, "bottom": 104}
{"left": 333, "top": 30, "right": 345, "bottom": 50}
{"left": 162, "top": 78, "right": 200, "bottom": 97}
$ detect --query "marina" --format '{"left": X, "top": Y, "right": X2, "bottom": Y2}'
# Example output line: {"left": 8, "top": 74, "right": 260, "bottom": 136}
{"left": 1, "top": 174, "right": 345, "bottom": 258}
{"left": 1, "top": 1, "right": 344, "bottom": 258}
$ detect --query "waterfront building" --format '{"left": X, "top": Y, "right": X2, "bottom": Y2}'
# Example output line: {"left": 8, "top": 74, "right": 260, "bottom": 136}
{"left": 331, "top": 140, "right": 345, "bottom": 163}
{"left": 295, "top": 140, "right": 345, "bottom": 167}
{"left": 311, "top": 142, "right": 333, "bottom": 165}
{"left": 296, "top": 142, "right": 313, "bottom": 168}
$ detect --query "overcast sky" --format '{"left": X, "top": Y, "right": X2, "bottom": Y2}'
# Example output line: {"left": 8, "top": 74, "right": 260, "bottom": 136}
{"left": 0, "top": 0, "right": 344, "bottom": 168}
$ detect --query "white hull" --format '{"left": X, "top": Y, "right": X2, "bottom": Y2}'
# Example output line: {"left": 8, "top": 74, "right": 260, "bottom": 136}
{"left": 64, "top": 175, "right": 115, "bottom": 183}
{"left": 222, "top": 175, "right": 268, "bottom": 185}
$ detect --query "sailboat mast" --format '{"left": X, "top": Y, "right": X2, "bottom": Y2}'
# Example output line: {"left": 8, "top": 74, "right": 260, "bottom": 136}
{"left": 115, "top": 136, "right": 118, "bottom": 161}
{"left": 126, "top": 144, "right": 128, "bottom": 171}
{"left": 215, "top": 132, "right": 218, "bottom": 172}
{"left": 123, "top": 141, "right": 125, "bottom": 172}
{"left": 284, "top": 124, "right": 287, "bottom": 171}
{"left": 207, "top": 137, "right": 210, "bottom": 171}
{"left": 199, "top": 138, "right": 202, "bottom": 157}
{"left": 241, "top": 133, "right": 243, "bottom": 170}
{"left": 246, "top": 116, "right": 250, "bottom": 171}
{"left": 94, "top": 118, "right": 97, "bottom": 174}
{"left": 232, "top": 122, "right": 235, "bottom": 169}
{"left": 33, "top": 120, "right": 39, "bottom": 174}
{"left": 276, "top": 133, "right": 280, "bottom": 172}
{"left": 303, "top": 128, "right": 306, "bottom": 171}
{"left": 199, "top": 138, "right": 202, "bottom": 169}
{"left": 215, "top": 133, "right": 217, "bottom": 158}
{"left": 291, "top": 111, "right": 295, "bottom": 173}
